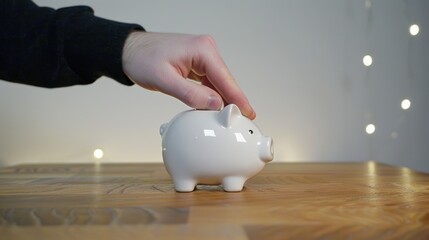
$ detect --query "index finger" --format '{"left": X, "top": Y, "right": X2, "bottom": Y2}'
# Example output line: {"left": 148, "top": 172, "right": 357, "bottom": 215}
{"left": 191, "top": 36, "right": 256, "bottom": 119}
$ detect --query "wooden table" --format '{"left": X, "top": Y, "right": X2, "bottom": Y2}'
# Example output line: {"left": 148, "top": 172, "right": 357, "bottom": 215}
{"left": 0, "top": 162, "right": 428, "bottom": 239}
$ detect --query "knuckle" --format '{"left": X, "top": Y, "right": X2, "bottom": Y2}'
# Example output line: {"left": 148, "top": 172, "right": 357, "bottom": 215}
{"left": 194, "top": 34, "right": 217, "bottom": 48}
{"left": 182, "top": 88, "right": 198, "bottom": 107}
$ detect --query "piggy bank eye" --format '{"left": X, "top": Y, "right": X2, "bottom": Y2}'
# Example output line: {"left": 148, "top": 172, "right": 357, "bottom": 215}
{"left": 248, "top": 129, "right": 254, "bottom": 134}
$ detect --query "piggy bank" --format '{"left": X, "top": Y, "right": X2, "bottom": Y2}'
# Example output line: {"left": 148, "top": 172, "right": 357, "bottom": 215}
{"left": 160, "top": 104, "right": 274, "bottom": 192}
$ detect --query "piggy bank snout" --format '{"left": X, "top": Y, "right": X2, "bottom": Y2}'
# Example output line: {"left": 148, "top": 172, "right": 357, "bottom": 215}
{"left": 259, "top": 137, "right": 274, "bottom": 163}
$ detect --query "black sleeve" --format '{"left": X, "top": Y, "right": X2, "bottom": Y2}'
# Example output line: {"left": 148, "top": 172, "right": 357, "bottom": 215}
{"left": 0, "top": 0, "right": 145, "bottom": 88}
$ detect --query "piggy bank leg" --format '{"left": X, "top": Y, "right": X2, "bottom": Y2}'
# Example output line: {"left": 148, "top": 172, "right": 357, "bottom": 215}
{"left": 173, "top": 178, "right": 197, "bottom": 192}
{"left": 222, "top": 176, "right": 245, "bottom": 192}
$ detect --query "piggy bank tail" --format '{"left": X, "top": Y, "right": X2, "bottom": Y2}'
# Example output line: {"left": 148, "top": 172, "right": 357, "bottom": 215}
{"left": 160, "top": 123, "right": 169, "bottom": 136}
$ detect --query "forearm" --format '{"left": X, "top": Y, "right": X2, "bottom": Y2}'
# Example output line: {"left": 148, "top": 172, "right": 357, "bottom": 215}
{"left": 0, "top": 0, "right": 144, "bottom": 88}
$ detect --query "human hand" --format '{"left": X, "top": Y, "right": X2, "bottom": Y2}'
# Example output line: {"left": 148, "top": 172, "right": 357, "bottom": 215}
{"left": 122, "top": 32, "right": 256, "bottom": 119}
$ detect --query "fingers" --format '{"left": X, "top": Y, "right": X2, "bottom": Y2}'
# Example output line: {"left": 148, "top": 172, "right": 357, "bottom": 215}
{"left": 207, "top": 62, "right": 256, "bottom": 120}
{"left": 189, "top": 71, "right": 220, "bottom": 101}
{"left": 161, "top": 66, "right": 223, "bottom": 111}
{"left": 187, "top": 69, "right": 204, "bottom": 82}
{"left": 190, "top": 35, "right": 256, "bottom": 119}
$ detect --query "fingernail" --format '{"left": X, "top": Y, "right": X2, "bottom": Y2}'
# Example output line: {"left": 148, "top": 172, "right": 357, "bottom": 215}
{"left": 250, "top": 109, "right": 256, "bottom": 119}
{"left": 246, "top": 106, "right": 256, "bottom": 120}
{"left": 208, "top": 95, "right": 221, "bottom": 110}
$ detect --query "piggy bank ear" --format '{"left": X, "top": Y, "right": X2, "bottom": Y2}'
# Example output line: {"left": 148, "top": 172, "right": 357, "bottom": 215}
{"left": 160, "top": 123, "right": 168, "bottom": 136}
{"left": 217, "top": 104, "right": 242, "bottom": 128}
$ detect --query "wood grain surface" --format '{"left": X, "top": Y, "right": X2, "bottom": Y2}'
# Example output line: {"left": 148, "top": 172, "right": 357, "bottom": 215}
{"left": 0, "top": 162, "right": 428, "bottom": 239}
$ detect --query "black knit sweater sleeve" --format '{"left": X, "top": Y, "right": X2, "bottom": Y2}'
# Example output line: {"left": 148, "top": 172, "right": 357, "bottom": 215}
{"left": 0, "top": 0, "right": 145, "bottom": 88}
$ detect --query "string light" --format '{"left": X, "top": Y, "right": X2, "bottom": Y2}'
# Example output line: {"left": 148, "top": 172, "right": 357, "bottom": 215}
{"left": 409, "top": 24, "right": 419, "bottom": 36}
{"left": 363, "top": 55, "right": 373, "bottom": 66}
{"left": 365, "top": 0, "right": 372, "bottom": 9}
{"left": 401, "top": 99, "right": 411, "bottom": 110}
{"left": 93, "top": 149, "right": 104, "bottom": 159}
{"left": 366, "top": 124, "right": 376, "bottom": 135}
{"left": 361, "top": 2, "right": 421, "bottom": 164}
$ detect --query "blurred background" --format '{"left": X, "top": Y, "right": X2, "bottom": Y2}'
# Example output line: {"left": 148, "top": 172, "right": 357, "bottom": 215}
{"left": 1, "top": 0, "right": 428, "bottom": 172}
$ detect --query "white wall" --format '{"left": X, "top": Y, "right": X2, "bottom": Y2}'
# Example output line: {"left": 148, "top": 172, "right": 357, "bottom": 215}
{"left": 1, "top": 0, "right": 428, "bottom": 172}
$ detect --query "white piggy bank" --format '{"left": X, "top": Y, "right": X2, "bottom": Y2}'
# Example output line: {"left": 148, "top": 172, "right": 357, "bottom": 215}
{"left": 160, "top": 104, "right": 274, "bottom": 192}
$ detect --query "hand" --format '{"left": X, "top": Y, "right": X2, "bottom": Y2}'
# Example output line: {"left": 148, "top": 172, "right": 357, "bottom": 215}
{"left": 122, "top": 32, "right": 256, "bottom": 119}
